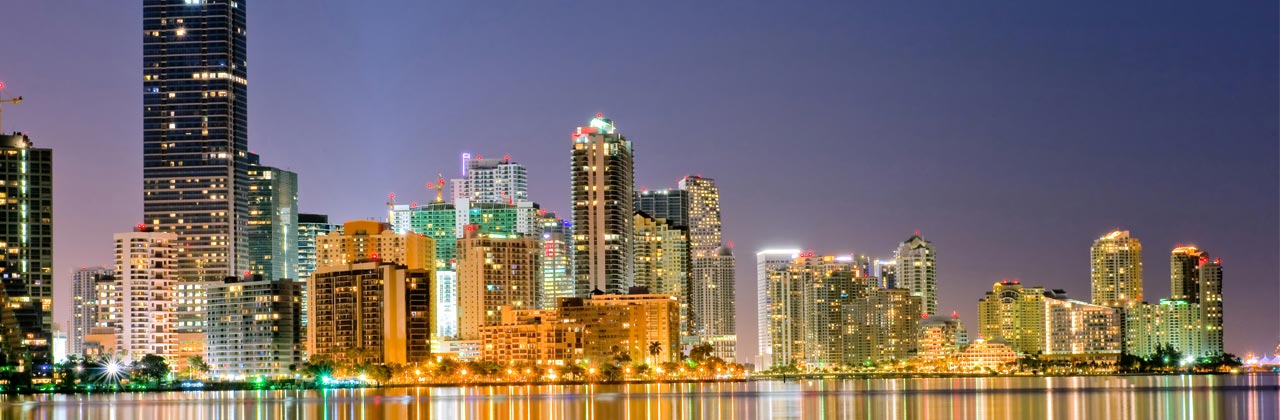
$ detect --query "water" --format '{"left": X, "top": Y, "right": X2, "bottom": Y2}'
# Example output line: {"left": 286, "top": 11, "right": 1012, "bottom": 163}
{"left": 3, "top": 374, "right": 1277, "bottom": 419}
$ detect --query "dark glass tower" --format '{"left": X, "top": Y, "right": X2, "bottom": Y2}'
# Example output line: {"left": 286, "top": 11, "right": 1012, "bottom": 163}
{"left": 0, "top": 133, "right": 53, "bottom": 357}
{"left": 143, "top": 0, "right": 249, "bottom": 331}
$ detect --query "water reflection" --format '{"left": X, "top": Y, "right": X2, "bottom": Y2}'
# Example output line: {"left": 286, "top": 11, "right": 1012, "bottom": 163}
{"left": 3, "top": 374, "right": 1277, "bottom": 419}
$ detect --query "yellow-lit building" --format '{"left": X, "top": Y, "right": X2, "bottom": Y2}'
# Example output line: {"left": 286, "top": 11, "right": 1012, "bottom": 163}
{"left": 480, "top": 307, "right": 583, "bottom": 366}
{"left": 957, "top": 339, "right": 1018, "bottom": 371}
{"left": 316, "top": 220, "right": 434, "bottom": 271}
{"left": 978, "top": 280, "right": 1046, "bottom": 354}
{"left": 561, "top": 294, "right": 681, "bottom": 365}
{"left": 1090, "top": 230, "right": 1143, "bottom": 307}
{"left": 308, "top": 261, "right": 433, "bottom": 365}
{"left": 456, "top": 229, "right": 540, "bottom": 340}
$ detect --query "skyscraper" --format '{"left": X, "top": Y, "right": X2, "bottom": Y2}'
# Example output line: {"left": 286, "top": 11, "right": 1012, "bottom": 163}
{"left": 696, "top": 246, "right": 737, "bottom": 360}
{"left": 632, "top": 213, "right": 688, "bottom": 297}
{"left": 680, "top": 176, "right": 722, "bottom": 258}
{"left": 0, "top": 133, "right": 53, "bottom": 349}
{"left": 1170, "top": 246, "right": 1206, "bottom": 302}
{"left": 247, "top": 154, "right": 298, "bottom": 281}
{"left": 756, "top": 249, "right": 799, "bottom": 370}
{"left": 1090, "top": 230, "right": 1143, "bottom": 307}
{"left": 71, "top": 266, "right": 112, "bottom": 357}
{"left": 456, "top": 230, "right": 540, "bottom": 340}
{"left": 635, "top": 188, "right": 689, "bottom": 229}
{"left": 1199, "top": 257, "right": 1224, "bottom": 356}
{"left": 571, "top": 114, "right": 634, "bottom": 295}
{"left": 296, "top": 213, "right": 340, "bottom": 284}
{"left": 452, "top": 155, "right": 528, "bottom": 204}
{"left": 112, "top": 226, "right": 179, "bottom": 361}
{"left": 537, "top": 211, "right": 574, "bottom": 309}
{"left": 206, "top": 276, "right": 302, "bottom": 379}
{"left": 894, "top": 232, "right": 936, "bottom": 316}
{"left": 309, "top": 261, "right": 433, "bottom": 364}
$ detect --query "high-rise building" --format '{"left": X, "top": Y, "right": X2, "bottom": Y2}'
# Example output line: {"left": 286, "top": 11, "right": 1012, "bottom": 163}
{"left": 456, "top": 230, "right": 540, "bottom": 340}
{"left": 111, "top": 227, "right": 179, "bottom": 361}
{"left": 849, "top": 288, "right": 921, "bottom": 363}
{"left": 296, "top": 213, "right": 340, "bottom": 283}
{"left": 388, "top": 203, "right": 413, "bottom": 235}
{"left": 454, "top": 199, "right": 540, "bottom": 238}
{"left": 680, "top": 176, "right": 722, "bottom": 257}
{"left": 435, "top": 271, "right": 458, "bottom": 339}
{"left": 316, "top": 220, "right": 434, "bottom": 271}
{"left": 308, "top": 261, "right": 432, "bottom": 364}
{"left": 873, "top": 259, "right": 897, "bottom": 289}
{"left": 206, "top": 276, "right": 302, "bottom": 379}
{"left": 756, "top": 249, "right": 799, "bottom": 370}
{"left": 695, "top": 246, "right": 737, "bottom": 361}
{"left": 0, "top": 133, "right": 53, "bottom": 350}
{"left": 452, "top": 155, "right": 528, "bottom": 205}
{"left": 480, "top": 306, "right": 584, "bottom": 367}
{"left": 537, "top": 211, "right": 574, "bottom": 309}
{"left": 571, "top": 114, "right": 634, "bottom": 296}
{"left": 1170, "top": 246, "right": 1207, "bottom": 302}
{"left": 408, "top": 202, "right": 456, "bottom": 269}
{"left": 894, "top": 232, "right": 936, "bottom": 316}
{"left": 71, "top": 266, "right": 112, "bottom": 357}
{"left": 1090, "top": 230, "right": 1143, "bottom": 307}
{"left": 1198, "top": 258, "right": 1224, "bottom": 356}
{"left": 977, "top": 280, "right": 1046, "bottom": 355}
{"left": 247, "top": 154, "right": 298, "bottom": 281}
{"left": 635, "top": 189, "right": 688, "bottom": 229}
{"left": 143, "top": 0, "right": 250, "bottom": 287}
{"left": 632, "top": 213, "right": 688, "bottom": 297}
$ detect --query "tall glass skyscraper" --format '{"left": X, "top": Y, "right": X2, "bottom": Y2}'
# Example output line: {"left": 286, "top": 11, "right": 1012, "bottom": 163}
{"left": 0, "top": 133, "right": 53, "bottom": 355}
{"left": 247, "top": 154, "right": 298, "bottom": 281}
{"left": 143, "top": 1, "right": 250, "bottom": 291}
{"left": 570, "top": 114, "right": 634, "bottom": 296}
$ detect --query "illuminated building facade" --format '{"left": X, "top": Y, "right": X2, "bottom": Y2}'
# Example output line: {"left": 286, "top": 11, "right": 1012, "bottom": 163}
{"left": 247, "top": 154, "right": 297, "bottom": 282}
{"left": 1042, "top": 290, "right": 1121, "bottom": 355}
{"left": 308, "top": 261, "right": 432, "bottom": 364}
{"left": 571, "top": 114, "right": 634, "bottom": 296}
{"left": 894, "top": 232, "right": 936, "bottom": 316}
{"left": 977, "top": 280, "right": 1047, "bottom": 354}
{"left": 408, "top": 202, "right": 456, "bottom": 269}
{"left": 635, "top": 188, "right": 688, "bottom": 229}
{"left": 756, "top": 249, "right": 798, "bottom": 370}
{"left": 456, "top": 230, "right": 540, "bottom": 340}
{"left": 480, "top": 307, "right": 583, "bottom": 367}
{"left": 452, "top": 155, "right": 528, "bottom": 205}
{"left": 112, "top": 227, "right": 179, "bottom": 361}
{"left": 454, "top": 199, "right": 540, "bottom": 238}
{"left": 1170, "top": 246, "right": 1207, "bottom": 302}
{"left": 435, "top": 271, "right": 458, "bottom": 338}
{"left": 918, "top": 314, "right": 969, "bottom": 361}
{"left": 632, "top": 213, "right": 688, "bottom": 298}
{"left": 206, "top": 276, "right": 302, "bottom": 379}
{"left": 1090, "top": 230, "right": 1143, "bottom": 307}
{"left": 537, "top": 211, "right": 574, "bottom": 309}
{"left": 559, "top": 294, "right": 681, "bottom": 365}
{"left": 296, "top": 213, "right": 340, "bottom": 283}
{"left": 0, "top": 133, "right": 53, "bottom": 352}
{"left": 1198, "top": 258, "right": 1223, "bottom": 356}
{"left": 71, "top": 266, "right": 112, "bottom": 357}
{"left": 315, "top": 220, "right": 434, "bottom": 271}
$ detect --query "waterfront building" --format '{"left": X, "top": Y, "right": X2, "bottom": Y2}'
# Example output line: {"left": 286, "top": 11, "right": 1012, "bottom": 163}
{"left": 1199, "top": 258, "right": 1224, "bottom": 356}
{"left": 206, "top": 276, "right": 302, "bottom": 380}
{"left": 71, "top": 266, "right": 112, "bottom": 356}
{"left": 143, "top": 0, "right": 250, "bottom": 295}
{"left": 632, "top": 213, "right": 688, "bottom": 298}
{"left": 957, "top": 339, "right": 1018, "bottom": 371}
{"left": 297, "top": 214, "right": 340, "bottom": 283}
{"left": 436, "top": 271, "right": 458, "bottom": 339}
{"left": 755, "top": 249, "right": 799, "bottom": 370}
{"left": 480, "top": 307, "right": 584, "bottom": 367}
{"left": 247, "top": 154, "right": 298, "bottom": 282}
{"left": 559, "top": 293, "right": 681, "bottom": 365}
{"left": 308, "top": 261, "right": 432, "bottom": 364}
{"left": 571, "top": 114, "right": 635, "bottom": 296}
{"left": 1090, "top": 230, "right": 1143, "bottom": 307}
{"left": 0, "top": 133, "right": 53, "bottom": 352}
{"left": 111, "top": 227, "right": 178, "bottom": 361}
{"left": 1170, "top": 246, "right": 1207, "bottom": 302}
{"left": 977, "top": 280, "right": 1047, "bottom": 354}
{"left": 894, "top": 232, "right": 937, "bottom": 316}
{"left": 456, "top": 230, "right": 540, "bottom": 340}
{"left": 1042, "top": 290, "right": 1121, "bottom": 355}
{"left": 848, "top": 288, "right": 922, "bottom": 364}
{"left": 918, "top": 313, "right": 970, "bottom": 362}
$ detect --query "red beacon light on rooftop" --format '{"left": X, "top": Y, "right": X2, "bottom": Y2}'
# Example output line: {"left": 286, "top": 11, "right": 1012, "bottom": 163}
{"left": 596, "top": 112, "right": 603, "bottom": 118}
{"left": 951, "top": 310, "right": 959, "bottom": 319}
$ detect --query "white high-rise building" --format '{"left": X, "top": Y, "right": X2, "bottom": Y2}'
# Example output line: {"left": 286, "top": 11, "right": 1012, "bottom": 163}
{"left": 436, "top": 271, "right": 459, "bottom": 339}
{"left": 451, "top": 155, "right": 528, "bottom": 205}
{"left": 71, "top": 266, "right": 113, "bottom": 357}
{"left": 756, "top": 249, "right": 799, "bottom": 370}
{"left": 894, "top": 232, "right": 937, "bottom": 316}
{"left": 112, "top": 227, "right": 179, "bottom": 361}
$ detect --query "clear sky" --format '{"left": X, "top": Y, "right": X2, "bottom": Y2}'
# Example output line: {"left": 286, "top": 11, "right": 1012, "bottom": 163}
{"left": 1, "top": 1, "right": 1276, "bottom": 359}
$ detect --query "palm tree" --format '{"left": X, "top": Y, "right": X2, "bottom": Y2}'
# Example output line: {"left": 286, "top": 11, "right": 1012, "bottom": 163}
{"left": 648, "top": 341, "right": 663, "bottom": 362}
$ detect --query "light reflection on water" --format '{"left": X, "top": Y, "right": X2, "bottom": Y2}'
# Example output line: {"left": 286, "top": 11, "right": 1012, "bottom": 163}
{"left": 2, "top": 374, "right": 1277, "bottom": 419}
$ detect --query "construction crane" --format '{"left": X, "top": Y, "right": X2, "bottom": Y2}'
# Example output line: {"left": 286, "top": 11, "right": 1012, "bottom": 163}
{"left": 427, "top": 173, "right": 447, "bottom": 203}
{"left": 0, "top": 82, "right": 23, "bottom": 134}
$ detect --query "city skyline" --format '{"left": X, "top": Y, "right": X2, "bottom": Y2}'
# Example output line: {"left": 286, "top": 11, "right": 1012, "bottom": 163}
{"left": 0, "top": 0, "right": 1275, "bottom": 361}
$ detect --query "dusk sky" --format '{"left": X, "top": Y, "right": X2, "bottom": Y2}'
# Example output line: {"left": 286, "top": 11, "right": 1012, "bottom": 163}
{"left": 1, "top": 1, "right": 1275, "bottom": 359}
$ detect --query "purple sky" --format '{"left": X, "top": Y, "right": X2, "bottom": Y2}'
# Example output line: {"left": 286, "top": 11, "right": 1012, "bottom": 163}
{"left": 1, "top": 1, "right": 1276, "bottom": 359}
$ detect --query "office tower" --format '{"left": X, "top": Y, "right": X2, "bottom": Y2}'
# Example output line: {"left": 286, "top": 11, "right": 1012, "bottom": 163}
{"left": 456, "top": 230, "right": 540, "bottom": 339}
{"left": 1199, "top": 258, "right": 1223, "bottom": 356}
{"left": 247, "top": 154, "right": 298, "bottom": 281}
{"left": 756, "top": 249, "right": 798, "bottom": 370}
{"left": 0, "top": 133, "right": 53, "bottom": 349}
{"left": 1041, "top": 290, "right": 1121, "bottom": 355}
{"left": 1170, "top": 246, "right": 1207, "bottom": 302}
{"left": 894, "top": 232, "right": 937, "bottom": 316}
{"left": 143, "top": 0, "right": 250, "bottom": 287}
{"left": 918, "top": 313, "right": 969, "bottom": 361}
{"left": 849, "top": 288, "right": 922, "bottom": 363}
{"left": 436, "top": 271, "right": 458, "bottom": 338}
{"left": 571, "top": 114, "right": 634, "bottom": 296}
{"left": 680, "top": 176, "right": 721, "bottom": 257}
{"left": 559, "top": 293, "right": 682, "bottom": 365}
{"left": 635, "top": 188, "right": 689, "bottom": 229}
{"left": 71, "top": 266, "right": 112, "bottom": 356}
{"left": 454, "top": 199, "right": 541, "bottom": 238}
{"left": 977, "top": 280, "right": 1047, "bottom": 354}
{"left": 633, "top": 213, "right": 688, "bottom": 297}
{"left": 296, "top": 213, "right": 340, "bottom": 283}
{"left": 308, "top": 261, "right": 432, "bottom": 364}
{"left": 315, "top": 220, "right": 434, "bottom": 271}
{"left": 873, "top": 259, "right": 897, "bottom": 289}
{"left": 1090, "top": 230, "right": 1143, "bottom": 307}
{"left": 452, "top": 155, "right": 528, "bottom": 204}
{"left": 206, "top": 276, "right": 302, "bottom": 379}
{"left": 537, "top": 211, "right": 574, "bottom": 309}
{"left": 112, "top": 227, "right": 179, "bottom": 361}
{"left": 408, "top": 202, "right": 456, "bottom": 269}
